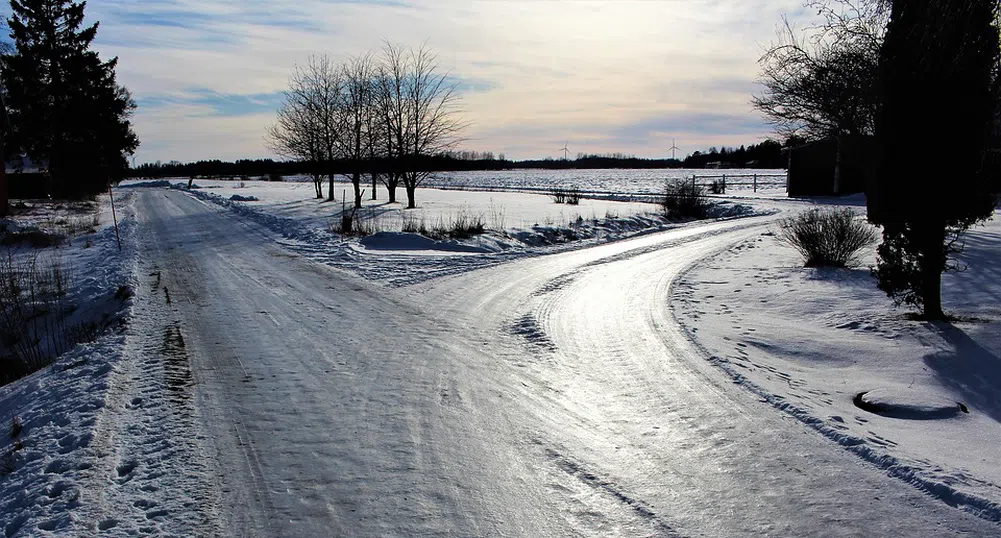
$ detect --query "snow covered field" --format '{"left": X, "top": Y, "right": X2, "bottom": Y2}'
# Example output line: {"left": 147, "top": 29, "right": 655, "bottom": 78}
{"left": 674, "top": 212, "right": 1001, "bottom": 520}
{"left": 132, "top": 178, "right": 755, "bottom": 286}
{"left": 427, "top": 168, "right": 788, "bottom": 196}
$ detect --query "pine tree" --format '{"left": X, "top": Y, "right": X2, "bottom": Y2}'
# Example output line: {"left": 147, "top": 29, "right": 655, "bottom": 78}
{"left": 1, "top": 0, "right": 138, "bottom": 198}
{"left": 871, "top": 0, "right": 999, "bottom": 319}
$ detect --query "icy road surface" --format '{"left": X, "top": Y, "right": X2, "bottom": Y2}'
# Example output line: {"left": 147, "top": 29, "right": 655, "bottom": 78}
{"left": 134, "top": 189, "right": 998, "bottom": 537}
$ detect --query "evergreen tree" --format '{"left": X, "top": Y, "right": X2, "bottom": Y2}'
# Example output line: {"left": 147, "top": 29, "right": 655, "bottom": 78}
{"left": 1, "top": 0, "right": 138, "bottom": 198}
{"left": 871, "top": 0, "right": 999, "bottom": 319}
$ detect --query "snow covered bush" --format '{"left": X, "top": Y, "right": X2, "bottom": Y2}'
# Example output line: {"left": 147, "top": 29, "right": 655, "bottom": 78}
{"left": 663, "top": 179, "right": 709, "bottom": 219}
{"left": 777, "top": 208, "right": 878, "bottom": 268}
{"left": 550, "top": 186, "right": 582, "bottom": 205}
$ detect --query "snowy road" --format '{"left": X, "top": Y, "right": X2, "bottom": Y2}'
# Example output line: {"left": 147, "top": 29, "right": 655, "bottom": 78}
{"left": 135, "top": 189, "right": 998, "bottom": 537}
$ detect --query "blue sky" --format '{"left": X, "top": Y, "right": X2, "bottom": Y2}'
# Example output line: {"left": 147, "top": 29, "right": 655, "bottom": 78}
{"left": 22, "top": 0, "right": 816, "bottom": 163}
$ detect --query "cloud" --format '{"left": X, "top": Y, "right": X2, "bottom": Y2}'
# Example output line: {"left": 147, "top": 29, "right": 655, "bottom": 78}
{"left": 138, "top": 89, "right": 285, "bottom": 118}
{"left": 28, "top": 0, "right": 819, "bottom": 162}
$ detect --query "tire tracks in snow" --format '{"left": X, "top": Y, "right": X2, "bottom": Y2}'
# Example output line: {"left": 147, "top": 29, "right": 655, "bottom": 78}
{"left": 418, "top": 216, "right": 1001, "bottom": 537}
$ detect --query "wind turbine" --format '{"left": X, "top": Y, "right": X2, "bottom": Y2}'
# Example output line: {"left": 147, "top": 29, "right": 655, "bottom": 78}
{"left": 561, "top": 142, "right": 570, "bottom": 161}
{"left": 668, "top": 138, "right": 681, "bottom": 160}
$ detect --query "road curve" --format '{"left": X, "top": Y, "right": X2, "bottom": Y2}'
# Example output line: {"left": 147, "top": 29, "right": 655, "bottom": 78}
{"left": 135, "top": 188, "right": 998, "bottom": 537}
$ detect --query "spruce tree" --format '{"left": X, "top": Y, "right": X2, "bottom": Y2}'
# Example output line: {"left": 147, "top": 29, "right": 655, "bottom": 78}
{"left": 870, "top": 0, "right": 999, "bottom": 319}
{"left": 1, "top": 0, "right": 138, "bottom": 198}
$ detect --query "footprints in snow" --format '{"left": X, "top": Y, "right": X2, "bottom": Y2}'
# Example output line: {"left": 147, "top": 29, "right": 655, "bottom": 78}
{"left": 95, "top": 269, "right": 198, "bottom": 533}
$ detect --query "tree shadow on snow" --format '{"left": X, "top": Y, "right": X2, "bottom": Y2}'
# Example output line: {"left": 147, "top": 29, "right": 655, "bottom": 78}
{"left": 924, "top": 322, "right": 1001, "bottom": 424}
{"left": 943, "top": 228, "right": 1001, "bottom": 306}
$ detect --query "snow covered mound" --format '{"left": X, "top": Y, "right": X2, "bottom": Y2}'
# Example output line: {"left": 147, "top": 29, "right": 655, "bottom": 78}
{"left": 229, "top": 194, "right": 259, "bottom": 202}
{"left": 358, "top": 232, "right": 492, "bottom": 253}
{"left": 855, "top": 388, "right": 968, "bottom": 420}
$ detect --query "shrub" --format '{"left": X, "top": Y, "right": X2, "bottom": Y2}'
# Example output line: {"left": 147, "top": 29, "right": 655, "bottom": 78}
{"left": 0, "top": 229, "right": 64, "bottom": 248}
{"left": 401, "top": 211, "right": 485, "bottom": 240}
{"left": 709, "top": 179, "right": 726, "bottom": 194}
{"left": 566, "top": 186, "right": 582, "bottom": 205}
{"left": 268, "top": 173, "right": 283, "bottom": 182}
{"left": 663, "top": 179, "right": 710, "bottom": 219}
{"left": 550, "top": 188, "right": 568, "bottom": 204}
{"left": 551, "top": 186, "right": 583, "bottom": 205}
{"left": 777, "top": 208, "right": 879, "bottom": 268}
{"left": 332, "top": 209, "right": 381, "bottom": 237}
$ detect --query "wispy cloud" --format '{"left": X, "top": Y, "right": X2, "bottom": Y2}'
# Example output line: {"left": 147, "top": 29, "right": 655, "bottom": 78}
{"left": 138, "top": 89, "right": 285, "bottom": 118}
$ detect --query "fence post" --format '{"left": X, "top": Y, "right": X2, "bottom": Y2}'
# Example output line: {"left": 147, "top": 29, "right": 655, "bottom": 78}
{"left": 753, "top": 174, "right": 758, "bottom": 193}
{"left": 108, "top": 182, "right": 121, "bottom": 251}
{"left": 722, "top": 174, "right": 727, "bottom": 194}
{"left": 692, "top": 175, "right": 696, "bottom": 191}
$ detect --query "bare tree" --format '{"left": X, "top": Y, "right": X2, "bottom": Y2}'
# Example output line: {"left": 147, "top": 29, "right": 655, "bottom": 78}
{"left": 336, "top": 54, "right": 377, "bottom": 209}
{"left": 379, "top": 43, "right": 465, "bottom": 209}
{"left": 375, "top": 43, "right": 411, "bottom": 205}
{"left": 752, "top": 0, "right": 889, "bottom": 140}
{"left": 272, "top": 56, "right": 343, "bottom": 201}
{"left": 266, "top": 81, "right": 325, "bottom": 198}
{"left": 363, "top": 77, "right": 384, "bottom": 201}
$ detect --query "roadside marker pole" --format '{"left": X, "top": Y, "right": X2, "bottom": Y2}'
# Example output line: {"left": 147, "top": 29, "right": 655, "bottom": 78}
{"left": 109, "top": 182, "right": 121, "bottom": 251}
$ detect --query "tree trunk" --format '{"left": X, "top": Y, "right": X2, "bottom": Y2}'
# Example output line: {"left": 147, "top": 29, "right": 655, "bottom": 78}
{"left": 352, "top": 171, "right": 362, "bottom": 209}
{"left": 313, "top": 174, "right": 323, "bottom": 199}
{"left": 371, "top": 171, "right": 378, "bottom": 200}
{"left": 405, "top": 183, "right": 417, "bottom": 209}
{"left": 327, "top": 173, "right": 335, "bottom": 202}
{"left": 919, "top": 221, "right": 947, "bottom": 320}
{"left": 387, "top": 179, "right": 397, "bottom": 204}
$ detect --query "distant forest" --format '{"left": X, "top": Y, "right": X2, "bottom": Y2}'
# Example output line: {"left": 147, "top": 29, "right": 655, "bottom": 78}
{"left": 129, "top": 139, "right": 789, "bottom": 179}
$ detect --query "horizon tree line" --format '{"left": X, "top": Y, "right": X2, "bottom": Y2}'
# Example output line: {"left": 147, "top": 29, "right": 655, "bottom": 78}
{"left": 131, "top": 138, "right": 791, "bottom": 180}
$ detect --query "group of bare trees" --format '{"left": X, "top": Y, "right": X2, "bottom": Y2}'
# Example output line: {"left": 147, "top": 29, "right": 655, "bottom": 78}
{"left": 266, "top": 43, "right": 464, "bottom": 210}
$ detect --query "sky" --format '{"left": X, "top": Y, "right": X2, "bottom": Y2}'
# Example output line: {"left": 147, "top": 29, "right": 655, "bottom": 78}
{"left": 35, "top": 0, "right": 815, "bottom": 164}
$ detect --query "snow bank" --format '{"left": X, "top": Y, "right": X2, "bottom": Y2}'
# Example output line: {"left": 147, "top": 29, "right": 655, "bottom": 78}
{"left": 0, "top": 191, "right": 140, "bottom": 536}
